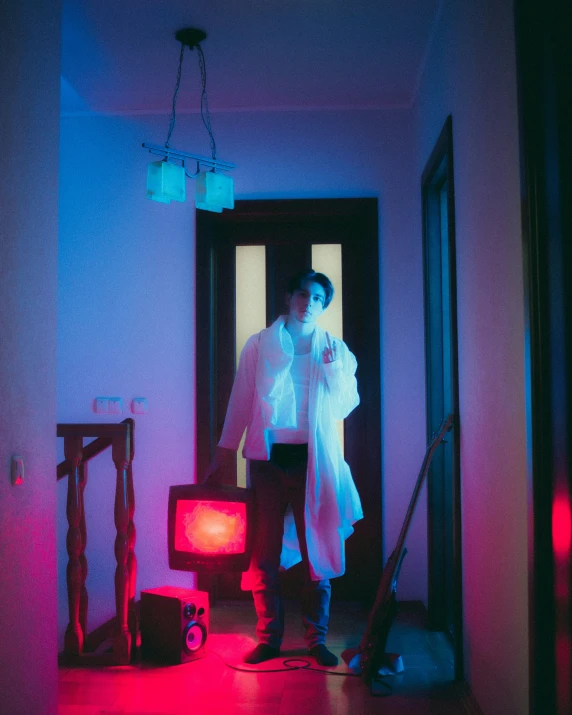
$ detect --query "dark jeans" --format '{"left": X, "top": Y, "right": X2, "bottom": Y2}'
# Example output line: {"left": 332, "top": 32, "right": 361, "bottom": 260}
{"left": 249, "top": 443, "right": 331, "bottom": 649}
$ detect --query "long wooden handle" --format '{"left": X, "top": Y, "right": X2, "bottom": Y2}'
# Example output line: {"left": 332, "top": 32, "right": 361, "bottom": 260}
{"left": 358, "top": 414, "right": 454, "bottom": 653}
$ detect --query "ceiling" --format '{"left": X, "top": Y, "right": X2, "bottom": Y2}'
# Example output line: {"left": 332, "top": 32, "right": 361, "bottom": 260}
{"left": 60, "top": 0, "right": 442, "bottom": 115}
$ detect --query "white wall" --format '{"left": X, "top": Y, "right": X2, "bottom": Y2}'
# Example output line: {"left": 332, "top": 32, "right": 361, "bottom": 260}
{"left": 0, "top": 2, "right": 61, "bottom": 713}
{"left": 57, "top": 108, "right": 423, "bottom": 642}
{"left": 413, "top": 1, "right": 528, "bottom": 713}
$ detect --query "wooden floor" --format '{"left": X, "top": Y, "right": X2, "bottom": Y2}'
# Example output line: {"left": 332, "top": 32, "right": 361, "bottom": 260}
{"left": 58, "top": 599, "right": 475, "bottom": 715}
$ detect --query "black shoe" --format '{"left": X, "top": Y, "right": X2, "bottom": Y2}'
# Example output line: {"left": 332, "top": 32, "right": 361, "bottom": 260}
{"left": 243, "top": 643, "right": 281, "bottom": 664}
{"left": 309, "top": 644, "right": 339, "bottom": 667}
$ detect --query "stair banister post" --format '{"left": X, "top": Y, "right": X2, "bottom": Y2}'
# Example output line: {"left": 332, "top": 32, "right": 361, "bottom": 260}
{"left": 126, "top": 452, "right": 137, "bottom": 642}
{"left": 78, "top": 462, "right": 89, "bottom": 641}
{"left": 111, "top": 427, "right": 132, "bottom": 663}
{"left": 63, "top": 435, "right": 84, "bottom": 655}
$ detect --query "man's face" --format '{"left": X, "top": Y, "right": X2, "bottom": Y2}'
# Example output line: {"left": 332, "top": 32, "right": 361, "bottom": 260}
{"left": 286, "top": 280, "right": 327, "bottom": 325}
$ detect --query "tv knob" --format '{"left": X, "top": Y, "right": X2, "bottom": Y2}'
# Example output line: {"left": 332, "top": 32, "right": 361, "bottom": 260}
{"left": 183, "top": 603, "right": 196, "bottom": 620}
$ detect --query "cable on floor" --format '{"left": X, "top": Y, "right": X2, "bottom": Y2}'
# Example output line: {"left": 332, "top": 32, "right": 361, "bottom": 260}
{"left": 206, "top": 650, "right": 394, "bottom": 695}
{"left": 208, "top": 650, "right": 353, "bottom": 674}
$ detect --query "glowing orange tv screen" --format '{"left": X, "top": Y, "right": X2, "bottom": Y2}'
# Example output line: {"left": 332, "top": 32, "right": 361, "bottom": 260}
{"left": 174, "top": 500, "right": 247, "bottom": 555}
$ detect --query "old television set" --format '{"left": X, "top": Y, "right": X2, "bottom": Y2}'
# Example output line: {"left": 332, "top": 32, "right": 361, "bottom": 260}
{"left": 168, "top": 484, "right": 254, "bottom": 572}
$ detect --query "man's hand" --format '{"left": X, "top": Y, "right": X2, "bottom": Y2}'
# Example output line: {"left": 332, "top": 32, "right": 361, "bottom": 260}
{"left": 322, "top": 331, "right": 338, "bottom": 364}
{"left": 202, "top": 446, "right": 236, "bottom": 484}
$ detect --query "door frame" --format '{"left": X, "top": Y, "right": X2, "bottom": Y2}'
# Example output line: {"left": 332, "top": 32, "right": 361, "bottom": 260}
{"left": 421, "top": 115, "right": 464, "bottom": 680}
{"left": 195, "top": 198, "right": 382, "bottom": 603}
{"left": 514, "top": 1, "right": 572, "bottom": 712}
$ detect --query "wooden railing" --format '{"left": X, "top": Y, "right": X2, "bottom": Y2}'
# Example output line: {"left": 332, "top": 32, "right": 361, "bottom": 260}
{"left": 57, "top": 418, "right": 136, "bottom": 666}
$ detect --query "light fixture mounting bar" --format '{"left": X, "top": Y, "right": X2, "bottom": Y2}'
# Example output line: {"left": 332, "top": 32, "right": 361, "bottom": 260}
{"left": 142, "top": 143, "right": 235, "bottom": 172}
{"left": 175, "top": 28, "right": 207, "bottom": 49}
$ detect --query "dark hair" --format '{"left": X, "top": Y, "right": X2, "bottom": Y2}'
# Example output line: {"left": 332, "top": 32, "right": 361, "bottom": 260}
{"left": 287, "top": 269, "right": 334, "bottom": 309}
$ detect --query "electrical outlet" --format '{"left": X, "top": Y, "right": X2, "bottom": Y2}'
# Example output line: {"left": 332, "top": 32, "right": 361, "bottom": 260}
{"left": 108, "top": 397, "right": 123, "bottom": 415}
{"left": 131, "top": 397, "right": 148, "bottom": 414}
{"left": 94, "top": 397, "right": 109, "bottom": 413}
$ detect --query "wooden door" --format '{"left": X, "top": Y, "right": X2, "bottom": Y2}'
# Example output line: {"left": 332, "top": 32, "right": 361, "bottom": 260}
{"left": 196, "top": 198, "right": 381, "bottom": 605}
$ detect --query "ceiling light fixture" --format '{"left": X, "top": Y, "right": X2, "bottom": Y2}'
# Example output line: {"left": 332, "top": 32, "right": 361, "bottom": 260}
{"left": 143, "top": 28, "right": 235, "bottom": 211}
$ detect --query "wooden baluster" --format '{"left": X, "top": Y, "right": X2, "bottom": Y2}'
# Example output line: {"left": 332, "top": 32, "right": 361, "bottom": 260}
{"left": 126, "top": 459, "right": 138, "bottom": 644}
{"left": 112, "top": 432, "right": 131, "bottom": 663}
{"left": 78, "top": 462, "right": 89, "bottom": 642}
{"left": 64, "top": 435, "right": 84, "bottom": 655}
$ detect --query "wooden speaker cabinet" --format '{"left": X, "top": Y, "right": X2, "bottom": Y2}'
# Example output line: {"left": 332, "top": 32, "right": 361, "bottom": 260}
{"left": 140, "top": 586, "right": 209, "bottom": 664}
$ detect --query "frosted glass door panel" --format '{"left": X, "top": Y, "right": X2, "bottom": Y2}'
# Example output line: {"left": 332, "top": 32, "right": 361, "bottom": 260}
{"left": 235, "top": 246, "right": 266, "bottom": 487}
{"left": 311, "top": 244, "right": 343, "bottom": 339}
{"left": 236, "top": 246, "right": 266, "bottom": 367}
{"left": 311, "top": 244, "right": 344, "bottom": 453}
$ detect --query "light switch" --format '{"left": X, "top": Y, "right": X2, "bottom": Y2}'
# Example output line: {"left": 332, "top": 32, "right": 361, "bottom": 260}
{"left": 11, "top": 455, "right": 24, "bottom": 485}
{"left": 131, "top": 397, "right": 148, "bottom": 414}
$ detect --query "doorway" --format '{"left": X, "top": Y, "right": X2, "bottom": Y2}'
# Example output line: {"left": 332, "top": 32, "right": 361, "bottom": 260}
{"left": 421, "top": 116, "right": 463, "bottom": 679}
{"left": 195, "top": 198, "right": 381, "bottom": 604}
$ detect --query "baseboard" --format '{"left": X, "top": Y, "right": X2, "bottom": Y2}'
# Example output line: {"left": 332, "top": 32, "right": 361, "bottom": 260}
{"left": 456, "top": 681, "right": 486, "bottom": 715}
{"left": 395, "top": 602, "right": 484, "bottom": 715}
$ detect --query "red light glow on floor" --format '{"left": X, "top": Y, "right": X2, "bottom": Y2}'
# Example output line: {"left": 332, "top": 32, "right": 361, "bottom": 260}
{"left": 175, "top": 500, "right": 247, "bottom": 554}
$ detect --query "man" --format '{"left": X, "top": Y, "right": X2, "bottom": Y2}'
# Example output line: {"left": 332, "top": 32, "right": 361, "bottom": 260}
{"left": 205, "top": 269, "right": 362, "bottom": 666}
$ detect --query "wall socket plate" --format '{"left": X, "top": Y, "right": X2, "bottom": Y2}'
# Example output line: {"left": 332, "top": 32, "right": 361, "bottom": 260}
{"left": 94, "top": 397, "right": 122, "bottom": 414}
{"left": 131, "top": 397, "right": 148, "bottom": 414}
{"left": 108, "top": 397, "right": 123, "bottom": 414}
{"left": 94, "top": 397, "right": 108, "bottom": 413}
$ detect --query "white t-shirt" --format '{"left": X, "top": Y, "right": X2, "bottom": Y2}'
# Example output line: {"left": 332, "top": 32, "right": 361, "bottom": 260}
{"left": 268, "top": 352, "right": 311, "bottom": 444}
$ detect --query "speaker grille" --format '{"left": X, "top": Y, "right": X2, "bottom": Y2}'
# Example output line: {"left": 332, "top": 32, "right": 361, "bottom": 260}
{"left": 182, "top": 621, "right": 207, "bottom": 654}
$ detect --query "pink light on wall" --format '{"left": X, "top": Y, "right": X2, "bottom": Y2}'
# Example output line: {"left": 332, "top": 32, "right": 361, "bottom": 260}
{"left": 553, "top": 488, "right": 572, "bottom": 711}
{"left": 175, "top": 500, "right": 247, "bottom": 555}
{"left": 552, "top": 492, "right": 572, "bottom": 560}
